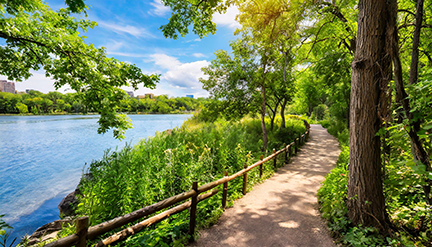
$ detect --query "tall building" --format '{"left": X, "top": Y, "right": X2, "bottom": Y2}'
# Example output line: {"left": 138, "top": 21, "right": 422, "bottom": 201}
{"left": 0, "top": 80, "right": 15, "bottom": 94}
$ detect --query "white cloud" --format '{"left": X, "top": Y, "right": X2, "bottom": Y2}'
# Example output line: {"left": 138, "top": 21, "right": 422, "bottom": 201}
{"left": 104, "top": 40, "right": 125, "bottom": 52}
{"left": 148, "top": 0, "right": 170, "bottom": 17}
{"left": 98, "top": 21, "right": 155, "bottom": 38}
{"left": 163, "top": 60, "right": 209, "bottom": 88}
{"left": 148, "top": 53, "right": 209, "bottom": 89}
{"left": 107, "top": 51, "right": 148, "bottom": 58}
{"left": 213, "top": 6, "right": 241, "bottom": 30}
{"left": 170, "top": 85, "right": 188, "bottom": 90}
{"left": 192, "top": 53, "right": 206, "bottom": 58}
{"left": 149, "top": 53, "right": 182, "bottom": 70}
{"left": 184, "top": 38, "right": 202, "bottom": 43}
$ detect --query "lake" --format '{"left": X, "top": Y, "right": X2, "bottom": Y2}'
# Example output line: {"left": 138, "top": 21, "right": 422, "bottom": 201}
{"left": 0, "top": 114, "right": 191, "bottom": 244}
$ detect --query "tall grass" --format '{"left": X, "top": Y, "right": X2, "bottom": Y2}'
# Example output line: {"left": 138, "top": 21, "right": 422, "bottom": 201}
{"left": 56, "top": 116, "right": 306, "bottom": 246}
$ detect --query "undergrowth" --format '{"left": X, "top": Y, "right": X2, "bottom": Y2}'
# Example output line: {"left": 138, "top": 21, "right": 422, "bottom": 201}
{"left": 47, "top": 115, "right": 306, "bottom": 246}
{"left": 318, "top": 118, "right": 432, "bottom": 247}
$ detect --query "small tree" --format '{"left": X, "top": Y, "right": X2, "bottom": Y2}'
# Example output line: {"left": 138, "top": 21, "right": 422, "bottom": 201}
{"left": 16, "top": 102, "right": 28, "bottom": 114}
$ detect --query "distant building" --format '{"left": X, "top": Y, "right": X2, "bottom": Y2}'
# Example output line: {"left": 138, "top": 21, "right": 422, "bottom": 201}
{"left": 126, "top": 91, "right": 134, "bottom": 97}
{"left": 186, "top": 95, "right": 194, "bottom": 98}
{"left": 0, "top": 80, "right": 15, "bottom": 94}
{"left": 145, "top": 93, "right": 155, "bottom": 99}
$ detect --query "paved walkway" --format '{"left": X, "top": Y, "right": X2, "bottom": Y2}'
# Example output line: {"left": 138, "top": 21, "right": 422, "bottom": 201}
{"left": 190, "top": 125, "right": 340, "bottom": 247}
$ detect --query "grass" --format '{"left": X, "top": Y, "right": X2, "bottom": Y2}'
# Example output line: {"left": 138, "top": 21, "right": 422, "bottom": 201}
{"left": 35, "top": 115, "right": 307, "bottom": 247}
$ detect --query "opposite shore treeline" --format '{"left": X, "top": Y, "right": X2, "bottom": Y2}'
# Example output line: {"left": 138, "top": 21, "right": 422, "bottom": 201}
{"left": 0, "top": 91, "right": 208, "bottom": 115}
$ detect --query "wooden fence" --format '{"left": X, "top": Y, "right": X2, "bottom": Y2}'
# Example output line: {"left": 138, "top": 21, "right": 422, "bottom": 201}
{"left": 45, "top": 128, "right": 310, "bottom": 247}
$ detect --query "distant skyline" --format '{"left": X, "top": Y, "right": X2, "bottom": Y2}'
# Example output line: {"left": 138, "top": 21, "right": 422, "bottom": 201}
{"left": 0, "top": 0, "right": 240, "bottom": 98}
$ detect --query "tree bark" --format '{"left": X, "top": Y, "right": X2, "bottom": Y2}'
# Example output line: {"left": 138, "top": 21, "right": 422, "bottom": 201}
{"left": 261, "top": 84, "right": 268, "bottom": 151}
{"left": 409, "top": 0, "right": 424, "bottom": 86}
{"left": 280, "top": 98, "right": 287, "bottom": 129}
{"left": 347, "top": 0, "right": 390, "bottom": 230}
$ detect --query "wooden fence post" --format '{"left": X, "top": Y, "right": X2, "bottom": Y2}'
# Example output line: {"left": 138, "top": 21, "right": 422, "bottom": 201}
{"left": 189, "top": 182, "right": 198, "bottom": 242}
{"left": 295, "top": 138, "right": 298, "bottom": 154}
{"left": 242, "top": 163, "right": 248, "bottom": 195}
{"left": 273, "top": 149, "right": 277, "bottom": 170}
{"left": 222, "top": 171, "right": 228, "bottom": 209}
{"left": 259, "top": 155, "right": 263, "bottom": 178}
{"left": 285, "top": 145, "right": 289, "bottom": 164}
{"left": 76, "top": 216, "right": 89, "bottom": 247}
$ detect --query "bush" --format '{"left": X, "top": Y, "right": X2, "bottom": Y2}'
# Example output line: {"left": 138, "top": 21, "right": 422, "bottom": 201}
{"left": 319, "top": 118, "right": 432, "bottom": 246}
{"left": 313, "top": 104, "right": 327, "bottom": 121}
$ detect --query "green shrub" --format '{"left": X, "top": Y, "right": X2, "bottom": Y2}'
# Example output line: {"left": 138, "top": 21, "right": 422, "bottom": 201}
{"left": 319, "top": 117, "right": 432, "bottom": 246}
{"left": 313, "top": 104, "right": 327, "bottom": 121}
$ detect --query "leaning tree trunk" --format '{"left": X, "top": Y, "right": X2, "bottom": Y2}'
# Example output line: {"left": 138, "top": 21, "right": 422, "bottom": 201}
{"left": 347, "top": 0, "right": 391, "bottom": 231}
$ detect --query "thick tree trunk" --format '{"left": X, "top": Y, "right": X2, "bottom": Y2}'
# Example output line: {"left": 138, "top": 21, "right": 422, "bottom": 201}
{"left": 347, "top": 0, "right": 390, "bottom": 230}
{"left": 261, "top": 85, "right": 268, "bottom": 151}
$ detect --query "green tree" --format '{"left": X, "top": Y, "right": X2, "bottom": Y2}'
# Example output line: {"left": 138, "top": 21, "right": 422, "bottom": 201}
{"left": 200, "top": 40, "right": 260, "bottom": 121}
{"left": 156, "top": 101, "right": 172, "bottom": 114}
{"left": 0, "top": 0, "right": 159, "bottom": 139}
{"left": 0, "top": 92, "right": 21, "bottom": 113}
{"left": 56, "top": 99, "right": 65, "bottom": 112}
{"left": 16, "top": 102, "right": 28, "bottom": 114}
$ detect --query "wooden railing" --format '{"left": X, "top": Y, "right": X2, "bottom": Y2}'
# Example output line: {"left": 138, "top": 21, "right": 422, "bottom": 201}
{"left": 45, "top": 128, "right": 310, "bottom": 247}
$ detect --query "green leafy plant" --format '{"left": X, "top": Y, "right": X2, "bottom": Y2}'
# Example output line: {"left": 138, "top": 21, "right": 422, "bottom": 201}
{"left": 56, "top": 116, "right": 306, "bottom": 246}
{"left": 0, "top": 215, "right": 16, "bottom": 247}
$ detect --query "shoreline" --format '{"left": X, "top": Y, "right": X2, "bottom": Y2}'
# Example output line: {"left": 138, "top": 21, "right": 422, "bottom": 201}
{"left": 1, "top": 114, "right": 193, "bottom": 246}
{"left": 0, "top": 111, "right": 195, "bottom": 117}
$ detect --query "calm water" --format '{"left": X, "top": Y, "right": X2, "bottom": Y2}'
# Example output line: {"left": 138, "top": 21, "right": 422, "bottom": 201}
{"left": 0, "top": 114, "right": 191, "bottom": 243}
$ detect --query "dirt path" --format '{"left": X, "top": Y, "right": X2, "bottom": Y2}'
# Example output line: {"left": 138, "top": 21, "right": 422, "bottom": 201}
{"left": 190, "top": 124, "right": 340, "bottom": 247}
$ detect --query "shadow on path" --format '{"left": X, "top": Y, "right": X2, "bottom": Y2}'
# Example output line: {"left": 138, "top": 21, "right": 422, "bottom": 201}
{"left": 189, "top": 124, "right": 340, "bottom": 247}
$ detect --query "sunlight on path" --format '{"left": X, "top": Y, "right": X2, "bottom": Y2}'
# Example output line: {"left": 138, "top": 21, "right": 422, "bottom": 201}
{"left": 190, "top": 124, "right": 340, "bottom": 247}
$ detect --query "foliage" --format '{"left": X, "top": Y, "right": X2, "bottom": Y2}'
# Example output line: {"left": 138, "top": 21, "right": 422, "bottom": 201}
{"left": 0, "top": 215, "right": 16, "bottom": 247}
{"left": 161, "top": 0, "right": 228, "bottom": 39}
{"left": 59, "top": 116, "right": 306, "bottom": 246}
{"left": 0, "top": 0, "right": 159, "bottom": 139}
{"left": 200, "top": 39, "right": 261, "bottom": 120}
{"left": 0, "top": 91, "right": 207, "bottom": 115}
{"left": 319, "top": 116, "right": 432, "bottom": 246}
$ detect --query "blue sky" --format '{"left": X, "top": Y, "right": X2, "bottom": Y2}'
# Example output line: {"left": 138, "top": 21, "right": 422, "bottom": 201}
{"left": 1, "top": 0, "right": 241, "bottom": 98}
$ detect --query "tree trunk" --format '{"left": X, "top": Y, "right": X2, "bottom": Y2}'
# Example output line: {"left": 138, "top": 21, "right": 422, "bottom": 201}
{"left": 409, "top": 0, "right": 424, "bottom": 87}
{"left": 261, "top": 85, "right": 268, "bottom": 151}
{"left": 388, "top": 0, "right": 431, "bottom": 204}
{"left": 347, "top": 0, "right": 390, "bottom": 231}
{"left": 281, "top": 98, "right": 287, "bottom": 129}
{"left": 270, "top": 108, "right": 276, "bottom": 131}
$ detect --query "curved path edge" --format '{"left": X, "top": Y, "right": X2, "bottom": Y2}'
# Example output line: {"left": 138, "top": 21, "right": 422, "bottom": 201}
{"left": 189, "top": 124, "right": 341, "bottom": 247}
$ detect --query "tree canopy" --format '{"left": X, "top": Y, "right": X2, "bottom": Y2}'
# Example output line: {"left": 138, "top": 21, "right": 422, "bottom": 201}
{"left": 0, "top": 0, "right": 159, "bottom": 139}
